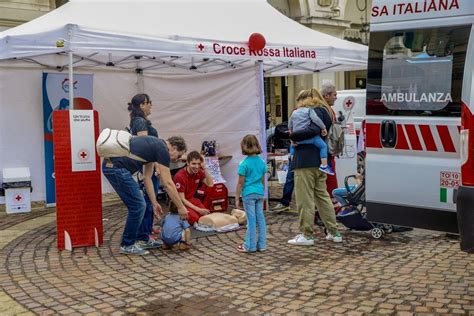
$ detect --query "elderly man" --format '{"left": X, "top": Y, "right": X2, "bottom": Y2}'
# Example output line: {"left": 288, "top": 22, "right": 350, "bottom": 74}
{"left": 321, "top": 82, "right": 339, "bottom": 207}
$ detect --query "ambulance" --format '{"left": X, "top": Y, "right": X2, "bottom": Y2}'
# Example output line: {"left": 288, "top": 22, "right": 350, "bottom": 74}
{"left": 333, "top": 89, "right": 366, "bottom": 136}
{"left": 365, "top": 0, "right": 474, "bottom": 236}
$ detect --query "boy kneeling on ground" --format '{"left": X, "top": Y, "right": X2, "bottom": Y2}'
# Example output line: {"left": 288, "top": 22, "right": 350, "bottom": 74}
{"left": 161, "top": 202, "right": 192, "bottom": 250}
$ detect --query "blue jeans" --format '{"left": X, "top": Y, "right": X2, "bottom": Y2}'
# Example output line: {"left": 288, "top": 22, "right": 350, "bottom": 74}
{"left": 242, "top": 194, "right": 266, "bottom": 251}
{"left": 281, "top": 159, "right": 294, "bottom": 206}
{"left": 102, "top": 163, "right": 146, "bottom": 247}
{"left": 139, "top": 174, "right": 159, "bottom": 241}
{"left": 290, "top": 135, "right": 327, "bottom": 159}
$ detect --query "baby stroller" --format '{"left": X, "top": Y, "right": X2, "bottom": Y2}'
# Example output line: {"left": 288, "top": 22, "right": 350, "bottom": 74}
{"left": 335, "top": 175, "right": 393, "bottom": 239}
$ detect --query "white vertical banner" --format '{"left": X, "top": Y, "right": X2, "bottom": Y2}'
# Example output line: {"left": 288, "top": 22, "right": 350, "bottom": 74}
{"left": 70, "top": 110, "right": 96, "bottom": 172}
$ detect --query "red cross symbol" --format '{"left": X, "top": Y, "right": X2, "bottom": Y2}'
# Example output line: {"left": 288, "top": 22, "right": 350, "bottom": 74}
{"left": 343, "top": 97, "right": 355, "bottom": 110}
{"left": 15, "top": 195, "right": 22, "bottom": 202}
{"left": 78, "top": 149, "right": 89, "bottom": 161}
{"left": 197, "top": 43, "right": 205, "bottom": 52}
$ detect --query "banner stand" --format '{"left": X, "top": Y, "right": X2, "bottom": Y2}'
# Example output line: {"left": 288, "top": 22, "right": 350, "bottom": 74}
{"left": 53, "top": 110, "right": 103, "bottom": 251}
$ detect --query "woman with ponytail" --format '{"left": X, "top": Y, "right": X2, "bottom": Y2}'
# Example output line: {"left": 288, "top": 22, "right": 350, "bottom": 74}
{"left": 128, "top": 93, "right": 158, "bottom": 137}
{"left": 128, "top": 93, "right": 160, "bottom": 242}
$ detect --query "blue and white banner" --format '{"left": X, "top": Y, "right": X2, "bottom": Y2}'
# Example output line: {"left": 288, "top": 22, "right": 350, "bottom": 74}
{"left": 42, "top": 73, "right": 93, "bottom": 206}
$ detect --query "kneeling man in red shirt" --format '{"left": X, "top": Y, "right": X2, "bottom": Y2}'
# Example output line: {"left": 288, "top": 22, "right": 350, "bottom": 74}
{"left": 173, "top": 151, "right": 214, "bottom": 225}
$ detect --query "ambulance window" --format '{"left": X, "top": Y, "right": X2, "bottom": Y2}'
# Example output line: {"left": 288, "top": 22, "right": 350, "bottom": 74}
{"left": 367, "top": 25, "right": 471, "bottom": 117}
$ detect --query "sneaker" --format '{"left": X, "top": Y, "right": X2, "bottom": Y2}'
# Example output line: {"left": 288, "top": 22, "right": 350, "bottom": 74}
{"left": 319, "top": 165, "right": 335, "bottom": 175}
{"left": 136, "top": 238, "right": 161, "bottom": 249}
{"left": 288, "top": 234, "right": 314, "bottom": 246}
{"left": 178, "top": 242, "right": 192, "bottom": 251}
{"left": 120, "top": 244, "right": 149, "bottom": 256}
{"left": 273, "top": 203, "right": 290, "bottom": 211}
{"left": 237, "top": 244, "right": 255, "bottom": 253}
{"left": 326, "top": 232, "right": 343, "bottom": 243}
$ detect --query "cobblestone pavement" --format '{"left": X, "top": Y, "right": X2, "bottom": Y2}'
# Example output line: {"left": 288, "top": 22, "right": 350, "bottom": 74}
{"left": 0, "top": 194, "right": 473, "bottom": 315}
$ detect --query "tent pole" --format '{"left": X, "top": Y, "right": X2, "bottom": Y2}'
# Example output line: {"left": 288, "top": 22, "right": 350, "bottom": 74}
{"left": 256, "top": 61, "right": 269, "bottom": 207}
{"left": 69, "top": 52, "right": 74, "bottom": 109}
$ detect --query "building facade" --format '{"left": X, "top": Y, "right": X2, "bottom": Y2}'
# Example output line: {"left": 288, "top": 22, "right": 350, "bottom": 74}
{"left": 0, "top": 0, "right": 62, "bottom": 32}
{"left": 267, "top": 0, "right": 371, "bottom": 124}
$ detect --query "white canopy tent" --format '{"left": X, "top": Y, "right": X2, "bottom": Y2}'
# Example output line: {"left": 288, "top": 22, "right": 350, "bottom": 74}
{"left": 0, "top": 0, "right": 367, "bottom": 203}
{"left": 0, "top": 0, "right": 367, "bottom": 76}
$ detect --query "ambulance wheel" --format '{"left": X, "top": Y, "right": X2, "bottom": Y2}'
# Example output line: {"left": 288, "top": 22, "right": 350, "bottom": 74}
{"left": 383, "top": 224, "right": 393, "bottom": 233}
{"left": 370, "top": 227, "right": 383, "bottom": 239}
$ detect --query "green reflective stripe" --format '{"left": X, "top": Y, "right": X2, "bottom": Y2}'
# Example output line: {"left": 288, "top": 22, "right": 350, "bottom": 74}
{"left": 440, "top": 188, "right": 447, "bottom": 203}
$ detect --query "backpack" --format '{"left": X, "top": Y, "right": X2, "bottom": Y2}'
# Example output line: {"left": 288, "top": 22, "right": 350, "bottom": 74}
{"left": 96, "top": 128, "right": 146, "bottom": 162}
{"left": 274, "top": 121, "right": 291, "bottom": 150}
{"left": 201, "top": 140, "right": 217, "bottom": 156}
{"left": 327, "top": 122, "right": 345, "bottom": 156}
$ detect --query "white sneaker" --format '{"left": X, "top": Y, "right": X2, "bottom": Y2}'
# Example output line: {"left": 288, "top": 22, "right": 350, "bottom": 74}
{"left": 273, "top": 203, "right": 289, "bottom": 211}
{"left": 288, "top": 234, "right": 314, "bottom": 246}
{"left": 326, "top": 232, "right": 343, "bottom": 243}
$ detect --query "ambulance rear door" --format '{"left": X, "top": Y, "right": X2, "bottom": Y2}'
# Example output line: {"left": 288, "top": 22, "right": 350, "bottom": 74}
{"left": 365, "top": 23, "right": 472, "bottom": 233}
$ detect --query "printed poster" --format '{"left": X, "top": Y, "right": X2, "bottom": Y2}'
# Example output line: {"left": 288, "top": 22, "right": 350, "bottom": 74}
{"left": 275, "top": 155, "right": 289, "bottom": 184}
{"left": 205, "top": 157, "right": 226, "bottom": 184}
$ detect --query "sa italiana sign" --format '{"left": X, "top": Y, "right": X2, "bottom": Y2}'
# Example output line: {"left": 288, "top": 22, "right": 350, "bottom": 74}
{"left": 70, "top": 110, "right": 96, "bottom": 172}
{"left": 371, "top": 0, "right": 473, "bottom": 23}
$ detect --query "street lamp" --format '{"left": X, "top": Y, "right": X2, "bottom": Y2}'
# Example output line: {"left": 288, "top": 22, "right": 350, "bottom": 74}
{"left": 360, "top": 22, "right": 370, "bottom": 45}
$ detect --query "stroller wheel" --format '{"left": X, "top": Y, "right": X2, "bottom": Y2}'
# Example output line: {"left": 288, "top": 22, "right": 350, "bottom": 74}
{"left": 370, "top": 227, "right": 384, "bottom": 239}
{"left": 382, "top": 224, "right": 393, "bottom": 233}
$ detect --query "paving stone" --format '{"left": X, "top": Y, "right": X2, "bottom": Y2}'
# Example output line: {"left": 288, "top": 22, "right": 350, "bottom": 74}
{"left": 330, "top": 306, "right": 347, "bottom": 313}
{"left": 451, "top": 308, "right": 467, "bottom": 314}
{"left": 396, "top": 304, "right": 412, "bottom": 311}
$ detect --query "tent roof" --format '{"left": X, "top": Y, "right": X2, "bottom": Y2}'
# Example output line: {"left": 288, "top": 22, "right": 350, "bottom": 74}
{"left": 0, "top": 0, "right": 368, "bottom": 76}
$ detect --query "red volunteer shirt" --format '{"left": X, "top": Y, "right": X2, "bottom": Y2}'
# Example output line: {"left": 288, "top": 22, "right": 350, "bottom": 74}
{"left": 173, "top": 168, "right": 205, "bottom": 200}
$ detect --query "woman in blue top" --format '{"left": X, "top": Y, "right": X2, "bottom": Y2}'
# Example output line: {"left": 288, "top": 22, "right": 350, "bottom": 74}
{"left": 128, "top": 93, "right": 160, "bottom": 241}
{"left": 235, "top": 134, "right": 267, "bottom": 252}
{"left": 128, "top": 93, "right": 158, "bottom": 138}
